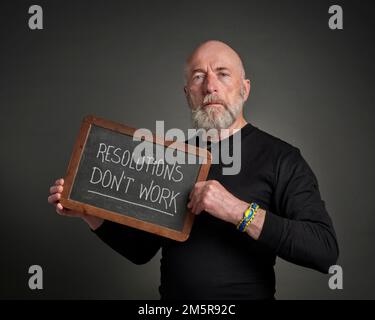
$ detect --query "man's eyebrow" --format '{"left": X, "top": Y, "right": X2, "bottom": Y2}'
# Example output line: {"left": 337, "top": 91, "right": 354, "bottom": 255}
{"left": 191, "top": 67, "right": 231, "bottom": 74}
{"left": 215, "top": 67, "right": 231, "bottom": 72}
{"left": 191, "top": 68, "right": 206, "bottom": 74}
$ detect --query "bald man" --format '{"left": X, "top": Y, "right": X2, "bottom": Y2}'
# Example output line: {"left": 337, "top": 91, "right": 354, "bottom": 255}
{"left": 48, "top": 40, "right": 339, "bottom": 300}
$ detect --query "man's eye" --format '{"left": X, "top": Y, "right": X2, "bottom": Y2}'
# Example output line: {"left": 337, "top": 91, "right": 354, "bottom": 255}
{"left": 219, "top": 72, "right": 229, "bottom": 77}
{"left": 193, "top": 74, "right": 205, "bottom": 81}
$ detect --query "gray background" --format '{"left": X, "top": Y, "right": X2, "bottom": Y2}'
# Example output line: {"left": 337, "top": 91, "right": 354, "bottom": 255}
{"left": 1, "top": 0, "right": 374, "bottom": 299}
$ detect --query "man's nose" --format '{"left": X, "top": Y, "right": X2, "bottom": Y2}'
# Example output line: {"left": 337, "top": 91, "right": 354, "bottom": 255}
{"left": 203, "top": 73, "right": 218, "bottom": 94}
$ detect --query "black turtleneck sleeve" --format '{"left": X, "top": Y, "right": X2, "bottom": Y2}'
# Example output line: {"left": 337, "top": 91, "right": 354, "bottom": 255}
{"left": 93, "top": 220, "right": 161, "bottom": 265}
{"left": 257, "top": 147, "right": 339, "bottom": 273}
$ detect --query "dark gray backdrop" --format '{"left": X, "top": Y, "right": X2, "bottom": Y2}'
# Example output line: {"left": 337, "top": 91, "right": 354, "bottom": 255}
{"left": 1, "top": 0, "right": 374, "bottom": 299}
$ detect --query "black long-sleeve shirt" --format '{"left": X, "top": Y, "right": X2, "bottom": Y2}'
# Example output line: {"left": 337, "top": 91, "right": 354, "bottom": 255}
{"left": 94, "top": 123, "right": 339, "bottom": 299}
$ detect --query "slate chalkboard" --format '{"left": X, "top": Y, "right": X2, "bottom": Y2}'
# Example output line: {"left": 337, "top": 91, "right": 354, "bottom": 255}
{"left": 60, "top": 115, "right": 211, "bottom": 241}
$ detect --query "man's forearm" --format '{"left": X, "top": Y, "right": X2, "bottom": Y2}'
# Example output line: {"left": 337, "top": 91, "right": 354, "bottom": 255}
{"left": 230, "top": 203, "right": 338, "bottom": 272}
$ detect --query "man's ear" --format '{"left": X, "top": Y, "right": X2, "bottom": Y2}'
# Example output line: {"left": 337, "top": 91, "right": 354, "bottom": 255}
{"left": 243, "top": 79, "right": 251, "bottom": 101}
{"left": 184, "top": 86, "right": 188, "bottom": 97}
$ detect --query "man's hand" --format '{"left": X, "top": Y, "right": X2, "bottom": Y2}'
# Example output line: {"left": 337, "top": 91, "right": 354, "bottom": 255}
{"left": 187, "top": 180, "right": 248, "bottom": 225}
{"left": 48, "top": 178, "right": 104, "bottom": 230}
{"left": 187, "top": 180, "right": 266, "bottom": 239}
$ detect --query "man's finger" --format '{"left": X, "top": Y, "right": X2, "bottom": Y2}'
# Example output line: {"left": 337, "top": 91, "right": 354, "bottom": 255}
{"left": 195, "top": 203, "right": 204, "bottom": 215}
{"left": 48, "top": 193, "right": 60, "bottom": 204}
{"left": 189, "top": 189, "right": 199, "bottom": 208}
{"left": 56, "top": 205, "right": 71, "bottom": 216}
{"left": 56, "top": 206, "right": 79, "bottom": 218}
{"left": 189, "top": 181, "right": 204, "bottom": 199}
{"left": 55, "top": 178, "right": 64, "bottom": 186}
{"left": 49, "top": 185, "right": 63, "bottom": 194}
{"left": 191, "top": 194, "right": 201, "bottom": 214}
{"left": 56, "top": 207, "right": 66, "bottom": 216}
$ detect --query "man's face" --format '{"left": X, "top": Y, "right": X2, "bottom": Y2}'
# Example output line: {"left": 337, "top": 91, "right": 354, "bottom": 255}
{"left": 184, "top": 43, "right": 249, "bottom": 130}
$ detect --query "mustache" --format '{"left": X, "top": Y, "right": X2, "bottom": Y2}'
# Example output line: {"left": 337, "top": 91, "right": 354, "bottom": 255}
{"left": 202, "top": 94, "right": 226, "bottom": 107}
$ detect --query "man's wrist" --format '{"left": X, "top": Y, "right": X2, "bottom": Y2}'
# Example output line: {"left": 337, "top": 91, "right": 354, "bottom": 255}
{"left": 230, "top": 200, "right": 249, "bottom": 226}
{"left": 246, "top": 208, "right": 266, "bottom": 240}
{"left": 82, "top": 214, "right": 104, "bottom": 231}
{"left": 230, "top": 201, "right": 266, "bottom": 240}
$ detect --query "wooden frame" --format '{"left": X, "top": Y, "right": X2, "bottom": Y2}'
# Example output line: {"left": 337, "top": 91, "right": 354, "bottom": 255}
{"left": 60, "top": 115, "right": 211, "bottom": 242}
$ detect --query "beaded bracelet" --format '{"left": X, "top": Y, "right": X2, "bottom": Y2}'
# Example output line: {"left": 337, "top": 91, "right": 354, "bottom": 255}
{"left": 237, "top": 202, "right": 259, "bottom": 232}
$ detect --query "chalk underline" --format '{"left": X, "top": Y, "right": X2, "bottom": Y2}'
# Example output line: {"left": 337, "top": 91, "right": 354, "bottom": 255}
{"left": 87, "top": 190, "right": 175, "bottom": 217}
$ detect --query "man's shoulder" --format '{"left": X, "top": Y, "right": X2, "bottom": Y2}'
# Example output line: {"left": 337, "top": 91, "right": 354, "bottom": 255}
{"left": 249, "top": 124, "right": 300, "bottom": 156}
{"left": 249, "top": 125, "right": 310, "bottom": 176}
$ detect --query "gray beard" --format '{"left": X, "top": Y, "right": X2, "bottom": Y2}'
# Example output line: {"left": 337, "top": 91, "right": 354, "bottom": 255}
{"left": 191, "top": 102, "right": 242, "bottom": 130}
{"left": 189, "top": 88, "right": 245, "bottom": 130}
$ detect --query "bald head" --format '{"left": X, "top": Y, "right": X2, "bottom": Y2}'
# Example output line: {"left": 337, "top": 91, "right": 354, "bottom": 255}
{"left": 184, "top": 40, "right": 246, "bottom": 82}
{"left": 183, "top": 40, "right": 251, "bottom": 131}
